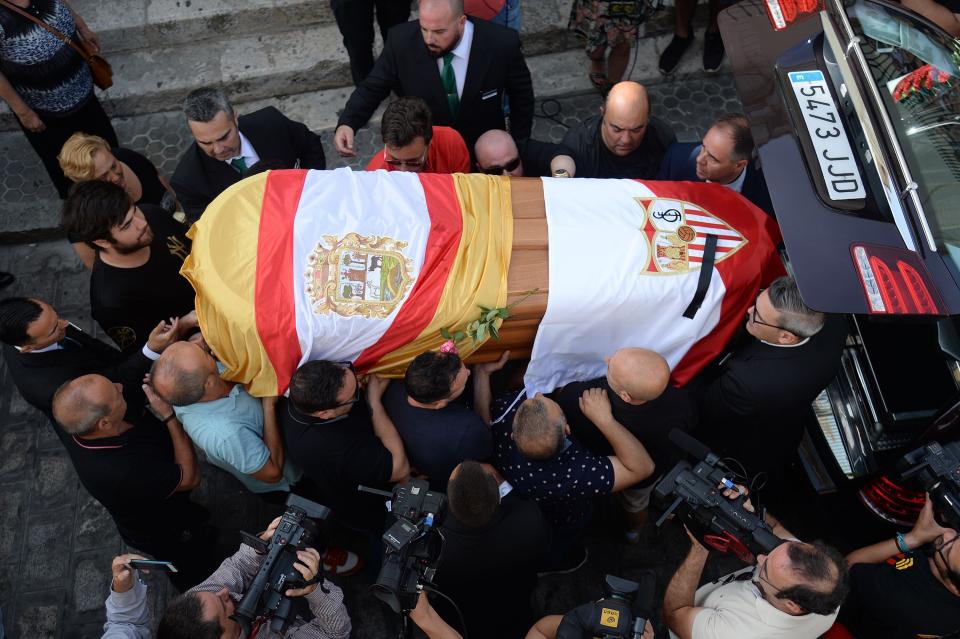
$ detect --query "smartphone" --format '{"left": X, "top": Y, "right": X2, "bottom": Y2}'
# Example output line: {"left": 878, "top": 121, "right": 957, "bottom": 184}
{"left": 128, "top": 559, "right": 178, "bottom": 573}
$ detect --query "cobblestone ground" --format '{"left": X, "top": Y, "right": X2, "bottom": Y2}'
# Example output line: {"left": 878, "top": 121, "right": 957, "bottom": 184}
{"left": 0, "top": 77, "right": 742, "bottom": 639}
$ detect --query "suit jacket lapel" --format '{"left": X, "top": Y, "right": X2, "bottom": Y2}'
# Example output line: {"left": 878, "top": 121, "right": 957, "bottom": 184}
{"left": 200, "top": 147, "right": 240, "bottom": 193}
{"left": 413, "top": 43, "right": 450, "bottom": 120}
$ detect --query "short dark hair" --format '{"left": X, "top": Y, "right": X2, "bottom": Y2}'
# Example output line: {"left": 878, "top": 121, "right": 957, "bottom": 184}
{"left": 0, "top": 297, "right": 43, "bottom": 346}
{"left": 714, "top": 113, "right": 755, "bottom": 163}
{"left": 288, "top": 360, "right": 347, "bottom": 413}
{"left": 778, "top": 540, "right": 850, "bottom": 615}
{"left": 157, "top": 592, "right": 221, "bottom": 639}
{"left": 448, "top": 461, "right": 500, "bottom": 528}
{"left": 150, "top": 358, "right": 206, "bottom": 407}
{"left": 405, "top": 351, "right": 461, "bottom": 403}
{"left": 61, "top": 180, "right": 133, "bottom": 250}
{"left": 183, "top": 87, "right": 235, "bottom": 123}
{"left": 381, "top": 97, "right": 433, "bottom": 148}
{"left": 513, "top": 397, "right": 565, "bottom": 460}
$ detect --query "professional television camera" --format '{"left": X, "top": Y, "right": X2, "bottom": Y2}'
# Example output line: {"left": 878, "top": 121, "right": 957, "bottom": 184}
{"left": 653, "top": 429, "right": 782, "bottom": 562}
{"left": 231, "top": 494, "right": 331, "bottom": 636}
{"left": 898, "top": 440, "right": 960, "bottom": 530}
{"left": 556, "top": 572, "right": 656, "bottom": 639}
{"left": 371, "top": 478, "right": 447, "bottom": 615}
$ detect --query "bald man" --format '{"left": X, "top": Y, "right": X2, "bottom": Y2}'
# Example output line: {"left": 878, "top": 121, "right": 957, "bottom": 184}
{"left": 553, "top": 347, "right": 697, "bottom": 541}
{"left": 150, "top": 341, "right": 302, "bottom": 495}
{"left": 550, "top": 81, "right": 676, "bottom": 179}
{"left": 52, "top": 374, "right": 212, "bottom": 589}
{"left": 474, "top": 129, "right": 560, "bottom": 177}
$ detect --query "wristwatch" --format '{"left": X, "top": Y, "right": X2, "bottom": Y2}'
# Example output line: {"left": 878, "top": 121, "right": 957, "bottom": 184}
{"left": 552, "top": 169, "right": 570, "bottom": 178}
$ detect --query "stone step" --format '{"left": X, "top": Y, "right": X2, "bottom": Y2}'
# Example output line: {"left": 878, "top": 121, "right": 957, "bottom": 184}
{"left": 0, "top": 0, "right": 578, "bottom": 131}
{"left": 80, "top": 0, "right": 333, "bottom": 54}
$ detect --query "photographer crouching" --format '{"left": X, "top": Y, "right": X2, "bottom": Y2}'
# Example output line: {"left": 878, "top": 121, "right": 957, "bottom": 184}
{"left": 662, "top": 484, "right": 849, "bottom": 639}
{"left": 157, "top": 515, "right": 351, "bottom": 639}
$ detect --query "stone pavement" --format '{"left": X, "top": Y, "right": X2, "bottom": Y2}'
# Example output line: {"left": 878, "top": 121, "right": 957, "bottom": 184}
{"left": 0, "top": 77, "right": 743, "bottom": 638}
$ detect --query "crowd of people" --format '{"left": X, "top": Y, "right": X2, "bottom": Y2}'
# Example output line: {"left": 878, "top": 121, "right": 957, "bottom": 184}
{"left": 1, "top": 0, "right": 959, "bottom": 638}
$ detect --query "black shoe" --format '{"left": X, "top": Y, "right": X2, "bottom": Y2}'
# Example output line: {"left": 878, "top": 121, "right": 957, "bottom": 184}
{"left": 703, "top": 30, "right": 725, "bottom": 73}
{"left": 538, "top": 545, "right": 589, "bottom": 577}
{"left": 0, "top": 272, "right": 14, "bottom": 290}
{"left": 659, "top": 33, "right": 694, "bottom": 75}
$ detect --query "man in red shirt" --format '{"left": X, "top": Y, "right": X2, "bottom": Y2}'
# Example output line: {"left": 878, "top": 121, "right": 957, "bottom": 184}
{"left": 366, "top": 96, "right": 471, "bottom": 174}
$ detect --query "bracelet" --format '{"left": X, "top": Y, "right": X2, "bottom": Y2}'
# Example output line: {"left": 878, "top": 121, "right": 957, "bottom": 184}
{"left": 895, "top": 532, "right": 911, "bottom": 554}
{"left": 162, "top": 413, "right": 177, "bottom": 424}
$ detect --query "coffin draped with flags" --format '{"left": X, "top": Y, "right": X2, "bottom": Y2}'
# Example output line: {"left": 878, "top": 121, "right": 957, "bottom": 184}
{"left": 182, "top": 168, "right": 782, "bottom": 397}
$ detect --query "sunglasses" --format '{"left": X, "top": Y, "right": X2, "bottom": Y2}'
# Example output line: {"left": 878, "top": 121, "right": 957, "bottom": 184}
{"left": 480, "top": 156, "right": 521, "bottom": 175}
{"left": 384, "top": 148, "right": 428, "bottom": 168}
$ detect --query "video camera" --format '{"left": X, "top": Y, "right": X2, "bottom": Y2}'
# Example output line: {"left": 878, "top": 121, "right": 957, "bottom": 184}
{"left": 653, "top": 429, "right": 782, "bottom": 562}
{"left": 898, "top": 440, "right": 960, "bottom": 530}
{"left": 231, "top": 494, "right": 331, "bottom": 636}
{"left": 371, "top": 478, "right": 447, "bottom": 614}
{"left": 556, "top": 572, "right": 655, "bottom": 639}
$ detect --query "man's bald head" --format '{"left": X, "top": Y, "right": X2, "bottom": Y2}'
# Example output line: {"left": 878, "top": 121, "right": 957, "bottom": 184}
{"left": 474, "top": 130, "right": 523, "bottom": 176}
{"left": 52, "top": 374, "right": 122, "bottom": 436}
{"left": 606, "top": 348, "right": 670, "bottom": 404}
{"left": 601, "top": 82, "right": 651, "bottom": 157}
{"left": 151, "top": 341, "right": 215, "bottom": 407}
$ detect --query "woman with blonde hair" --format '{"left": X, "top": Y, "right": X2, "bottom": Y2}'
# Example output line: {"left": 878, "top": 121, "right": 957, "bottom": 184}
{"left": 58, "top": 132, "right": 179, "bottom": 267}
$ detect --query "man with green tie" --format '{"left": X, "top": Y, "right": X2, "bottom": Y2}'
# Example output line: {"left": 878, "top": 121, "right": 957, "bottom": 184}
{"left": 333, "top": 0, "right": 533, "bottom": 161}
{"left": 171, "top": 87, "right": 327, "bottom": 221}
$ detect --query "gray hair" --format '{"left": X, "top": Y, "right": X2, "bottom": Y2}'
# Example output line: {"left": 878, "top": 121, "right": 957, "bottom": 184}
{"left": 513, "top": 397, "right": 565, "bottom": 460}
{"left": 183, "top": 87, "right": 235, "bottom": 123}
{"left": 52, "top": 378, "right": 111, "bottom": 436}
{"left": 768, "top": 275, "right": 825, "bottom": 338}
{"left": 150, "top": 358, "right": 207, "bottom": 407}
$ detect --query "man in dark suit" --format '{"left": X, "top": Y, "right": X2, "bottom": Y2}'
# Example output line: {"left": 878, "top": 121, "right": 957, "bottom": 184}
{"left": 333, "top": 0, "right": 533, "bottom": 159}
{"left": 657, "top": 113, "right": 774, "bottom": 216}
{"left": 171, "top": 88, "right": 326, "bottom": 220}
{"left": 694, "top": 275, "right": 847, "bottom": 481}
{"left": 0, "top": 296, "right": 182, "bottom": 428}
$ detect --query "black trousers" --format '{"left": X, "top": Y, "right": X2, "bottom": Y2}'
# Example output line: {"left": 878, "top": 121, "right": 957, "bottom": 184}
{"left": 19, "top": 94, "right": 117, "bottom": 198}
{"left": 331, "top": 0, "right": 413, "bottom": 85}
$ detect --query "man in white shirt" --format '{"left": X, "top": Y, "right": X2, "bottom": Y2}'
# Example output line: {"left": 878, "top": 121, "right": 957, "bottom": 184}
{"left": 657, "top": 113, "right": 774, "bottom": 215}
{"left": 663, "top": 486, "right": 849, "bottom": 639}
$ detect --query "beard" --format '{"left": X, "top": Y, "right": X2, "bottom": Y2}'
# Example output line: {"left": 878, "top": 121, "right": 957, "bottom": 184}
{"left": 426, "top": 33, "right": 462, "bottom": 59}
{"left": 112, "top": 228, "right": 154, "bottom": 254}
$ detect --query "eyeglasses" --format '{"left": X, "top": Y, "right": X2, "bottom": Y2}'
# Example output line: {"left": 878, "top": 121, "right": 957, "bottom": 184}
{"left": 384, "top": 148, "right": 428, "bottom": 169}
{"left": 750, "top": 289, "right": 795, "bottom": 335}
{"left": 322, "top": 361, "right": 362, "bottom": 410}
{"left": 480, "top": 156, "right": 521, "bottom": 175}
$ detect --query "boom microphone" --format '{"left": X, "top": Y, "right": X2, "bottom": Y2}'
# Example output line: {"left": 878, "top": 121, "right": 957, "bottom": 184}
{"left": 668, "top": 428, "right": 719, "bottom": 464}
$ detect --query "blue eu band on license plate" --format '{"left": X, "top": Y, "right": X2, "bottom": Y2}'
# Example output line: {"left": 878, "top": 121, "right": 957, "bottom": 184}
{"left": 788, "top": 70, "right": 866, "bottom": 201}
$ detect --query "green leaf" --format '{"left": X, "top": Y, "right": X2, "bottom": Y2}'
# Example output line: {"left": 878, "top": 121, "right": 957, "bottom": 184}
{"left": 476, "top": 322, "right": 489, "bottom": 342}
{"left": 468, "top": 320, "right": 481, "bottom": 332}
{"left": 454, "top": 331, "right": 466, "bottom": 341}
{"left": 496, "top": 308, "right": 510, "bottom": 319}
{"left": 489, "top": 322, "right": 500, "bottom": 340}
{"left": 440, "top": 327, "right": 452, "bottom": 339}
{"left": 485, "top": 309, "right": 500, "bottom": 322}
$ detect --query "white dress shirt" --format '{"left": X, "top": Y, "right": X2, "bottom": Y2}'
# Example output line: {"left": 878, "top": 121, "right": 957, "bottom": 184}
{"left": 226, "top": 131, "right": 261, "bottom": 171}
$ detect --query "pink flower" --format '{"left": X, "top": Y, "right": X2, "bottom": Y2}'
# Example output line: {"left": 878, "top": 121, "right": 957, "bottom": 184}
{"left": 440, "top": 339, "right": 459, "bottom": 355}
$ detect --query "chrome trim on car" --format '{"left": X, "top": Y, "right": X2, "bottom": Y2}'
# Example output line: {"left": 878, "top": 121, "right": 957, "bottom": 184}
{"left": 824, "top": 0, "right": 938, "bottom": 253}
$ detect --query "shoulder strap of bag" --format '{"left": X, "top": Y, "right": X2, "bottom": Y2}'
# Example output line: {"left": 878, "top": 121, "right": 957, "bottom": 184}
{"left": 0, "top": 0, "right": 90, "bottom": 59}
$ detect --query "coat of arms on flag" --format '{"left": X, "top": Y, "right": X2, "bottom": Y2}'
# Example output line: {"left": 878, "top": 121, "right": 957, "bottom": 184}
{"left": 636, "top": 197, "right": 748, "bottom": 274}
{"left": 305, "top": 233, "right": 414, "bottom": 318}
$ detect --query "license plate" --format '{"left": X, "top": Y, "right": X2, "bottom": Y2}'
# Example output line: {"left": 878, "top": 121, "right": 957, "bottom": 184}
{"left": 788, "top": 70, "right": 866, "bottom": 201}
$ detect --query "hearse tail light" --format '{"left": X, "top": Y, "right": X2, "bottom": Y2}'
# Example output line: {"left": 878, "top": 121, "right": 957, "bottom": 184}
{"left": 858, "top": 475, "right": 925, "bottom": 526}
{"left": 764, "top": 0, "right": 823, "bottom": 31}
{"left": 851, "top": 244, "right": 944, "bottom": 315}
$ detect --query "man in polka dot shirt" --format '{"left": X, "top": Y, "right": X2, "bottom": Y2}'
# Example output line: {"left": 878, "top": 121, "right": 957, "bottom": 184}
{"left": 491, "top": 387, "right": 655, "bottom": 570}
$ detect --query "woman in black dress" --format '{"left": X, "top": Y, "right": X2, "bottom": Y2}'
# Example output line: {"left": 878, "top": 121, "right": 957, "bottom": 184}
{"left": 58, "top": 131, "right": 181, "bottom": 268}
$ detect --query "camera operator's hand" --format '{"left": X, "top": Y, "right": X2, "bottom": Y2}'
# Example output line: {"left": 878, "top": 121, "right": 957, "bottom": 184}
{"left": 719, "top": 483, "right": 790, "bottom": 539}
{"left": 286, "top": 548, "right": 322, "bottom": 597}
{"left": 720, "top": 483, "right": 751, "bottom": 510}
{"left": 410, "top": 592, "right": 464, "bottom": 639}
{"left": 906, "top": 494, "right": 949, "bottom": 548}
{"left": 579, "top": 387, "right": 613, "bottom": 425}
{"left": 259, "top": 516, "right": 282, "bottom": 542}
{"left": 111, "top": 554, "right": 147, "bottom": 593}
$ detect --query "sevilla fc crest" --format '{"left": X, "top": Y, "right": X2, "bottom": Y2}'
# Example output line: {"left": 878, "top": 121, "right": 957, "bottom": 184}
{"left": 634, "top": 197, "right": 748, "bottom": 274}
